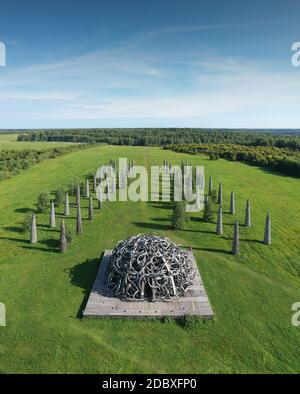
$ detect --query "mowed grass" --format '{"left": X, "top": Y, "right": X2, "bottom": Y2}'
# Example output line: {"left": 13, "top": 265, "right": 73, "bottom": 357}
{"left": 0, "top": 134, "right": 74, "bottom": 150}
{"left": 0, "top": 145, "right": 299, "bottom": 373}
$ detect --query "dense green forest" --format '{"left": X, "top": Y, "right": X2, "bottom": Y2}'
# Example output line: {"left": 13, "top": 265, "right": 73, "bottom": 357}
{"left": 13, "top": 128, "right": 300, "bottom": 176}
{"left": 17, "top": 128, "right": 300, "bottom": 150}
{"left": 166, "top": 143, "right": 300, "bottom": 177}
{"left": 0, "top": 144, "right": 86, "bottom": 181}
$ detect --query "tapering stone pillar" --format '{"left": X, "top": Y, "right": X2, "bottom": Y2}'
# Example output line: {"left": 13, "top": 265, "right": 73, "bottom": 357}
{"left": 50, "top": 201, "right": 56, "bottom": 228}
{"left": 30, "top": 213, "right": 37, "bottom": 244}
{"left": 89, "top": 196, "right": 94, "bottom": 221}
{"left": 85, "top": 179, "right": 90, "bottom": 199}
{"left": 60, "top": 220, "right": 67, "bottom": 253}
{"left": 64, "top": 192, "right": 69, "bottom": 216}
{"left": 76, "top": 205, "right": 82, "bottom": 235}
{"left": 264, "top": 213, "right": 271, "bottom": 245}
{"left": 208, "top": 176, "right": 213, "bottom": 195}
{"left": 218, "top": 183, "right": 223, "bottom": 205}
{"left": 232, "top": 221, "right": 240, "bottom": 255}
{"left": 93, "top": 173, "right": 97, "bottom": 191}
{"left": 216, "top": 206, "right": 223, "bottom": 235}
{"left": 230, "top": 191, "right": 235, "bottom": 215}
{"left": 245, "top": 199, "right": 251, "bottom": 227}
{"left": 76, "top": 185, "right": 80, "bottom": 207}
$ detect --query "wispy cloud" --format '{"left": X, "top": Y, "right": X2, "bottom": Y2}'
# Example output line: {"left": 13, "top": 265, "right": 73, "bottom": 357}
{"left": 1, "top": 24, "right": 300, "bottom": 128}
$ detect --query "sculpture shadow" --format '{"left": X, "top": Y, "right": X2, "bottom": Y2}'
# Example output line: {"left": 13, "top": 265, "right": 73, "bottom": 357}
{"left": 66, "top": 257, "right": 100, "bottom": 318}
{"left": 132, "top": 221, "right": 173, "bottom": 231}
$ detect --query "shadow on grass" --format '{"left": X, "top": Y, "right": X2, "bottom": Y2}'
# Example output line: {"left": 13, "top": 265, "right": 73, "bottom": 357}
{"left": 189, "top": 217, "right": 204, "bottom": 223}
{"left": 40, "top": 238, "right": 59, "bottom": 248}
{"left": 150, "top": 217, "right": 170, "bottom": 222}
{"left": 37, "top": 224, "right": 60, "bottom": 233}
{"left": 148, "top": 202, "right": 171, "bottom": 210}
{"left": 42, "top": 228, "right": 60, "bottom": 233}
{"left": 14, "top": 207, "right": 33, "bottom": 214}
{"left": 37, "top": 224, "right": 50, "bottom": 229}
{"left": 184, "top": 229, "right": 215, "bottom": 234}
{"left": 240, "top": 238, "right": 263, "bottom": 244}
{"left": 21, "top": 245, "right": 59, "bottom": 252}
{"left": 56, "top": 212, "right": 66, "bottom": 218}
{"left": 20, "top": 238, "right": 60, "bottom": 252}
{"left": 0, "top": 236, "right": 29, "bottom": 244}
{"left": 132, "top": 221, "right": 173, "bottom": 231}
{"left": 184, "top": 245, "right": 231, "bottom": 255}
{"left": 3, "top": 226, "right": 23, "bottom": 233}
{"left": 66, "top": 257, "right": 100, "bottom": 318}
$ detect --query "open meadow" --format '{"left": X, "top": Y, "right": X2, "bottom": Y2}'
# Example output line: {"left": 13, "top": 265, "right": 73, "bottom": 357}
{"left": 0, "top": 133, "right": 74, "bottom": 151}
{"left": 0, "top": 143, "right": 299, "bottom": 373}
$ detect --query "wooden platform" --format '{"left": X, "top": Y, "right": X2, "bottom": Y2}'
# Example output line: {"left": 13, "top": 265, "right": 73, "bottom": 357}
{"left": 83, "top": 250, "right": 213, "bottom": 319}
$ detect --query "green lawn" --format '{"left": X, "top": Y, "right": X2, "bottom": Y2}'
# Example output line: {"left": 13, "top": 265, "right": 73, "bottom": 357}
{"left": 0, "top": 134, "right": 74, "bottom": 150}
{"left": 0, "top": 145, "right": 299, "bottom": 373}
{"left": 0, "top": 133, "right": 19, "bottom": 141}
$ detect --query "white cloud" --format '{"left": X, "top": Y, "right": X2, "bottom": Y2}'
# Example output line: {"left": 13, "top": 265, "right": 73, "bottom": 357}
{"left": 1, "top": 33, "right": 300, "bottom": 127}
{"left": 0, "top": 91, "right": 81, "bottom": 101}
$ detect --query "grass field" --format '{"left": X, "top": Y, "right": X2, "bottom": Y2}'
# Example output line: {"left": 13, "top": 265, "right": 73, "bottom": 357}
{"left": 0, "top": 134, "right": 73, "bottom": 150}
{"left": 0, "top": 144, "right": 299, "bottom": 373}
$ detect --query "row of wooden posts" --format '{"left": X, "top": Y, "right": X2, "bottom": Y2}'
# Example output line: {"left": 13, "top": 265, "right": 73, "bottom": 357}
{"left": 209, "top": 176, "right": 271, "bottom": 256}
{"left": 30, "top": 177, "right": 103, "bottom": 252}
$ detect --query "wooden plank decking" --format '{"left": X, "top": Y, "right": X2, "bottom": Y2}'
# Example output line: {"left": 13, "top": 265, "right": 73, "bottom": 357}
{"left": 83, "top": 250, "right": 213, "bottom": 319}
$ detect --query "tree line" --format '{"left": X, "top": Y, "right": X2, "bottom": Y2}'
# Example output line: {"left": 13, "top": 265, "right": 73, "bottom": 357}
{"left": 0, "top": 145, "right": 86, "bottom": 181}
{"left": 17, "top": 128, "right": 300, "bottom": 150}
{"left": 166, "top": 143, "right": 300, "bottom": 177}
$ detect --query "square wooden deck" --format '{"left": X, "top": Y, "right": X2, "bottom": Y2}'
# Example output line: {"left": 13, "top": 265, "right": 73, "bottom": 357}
{"left": 83, "top": 250, "right": 213, "bottom": 319}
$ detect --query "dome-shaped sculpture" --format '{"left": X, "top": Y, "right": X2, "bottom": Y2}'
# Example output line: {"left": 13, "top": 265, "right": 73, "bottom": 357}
{"left": 106, "top": 234, "right": 196, "bottom": 301}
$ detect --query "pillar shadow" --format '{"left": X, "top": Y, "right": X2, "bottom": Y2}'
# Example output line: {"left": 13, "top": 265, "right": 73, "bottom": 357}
{"left": 240, "top": 238, "right": 263, "bottom": 244}
{"left": 184, "top": 229, "right": 215, "bottom": 234}
{"left": 148, "top": 202, "right": 171, "bottom": 210}
{"left": 0, "top": 236, "right": 29, "bottom": 244}
{"left": 21, "top": 238, "right": 59, "bottom": 252}
{"left": 184, "top": 245, "right": 231, "bottom": 255}
{"left": 150, "top": 217, "right": 170, "bottom": 222}
{"left": 14, "top": 207, "right": 33, "bottom": 213}
{"left": 21, "top": 245, "right": 59, "bottom": 252}
{"left": 3, "top": 226, "right": 23, "bottom": 233}
{"left": 37, "top": 224, "right": 50, "bottom": 229}
{"left": 132, "top": 221, "right": 173, "bottom": 231}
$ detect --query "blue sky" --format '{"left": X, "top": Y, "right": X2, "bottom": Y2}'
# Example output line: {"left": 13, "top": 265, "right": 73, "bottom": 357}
{"left": 0, "top": 0, "right": 300, "bottom": 129}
